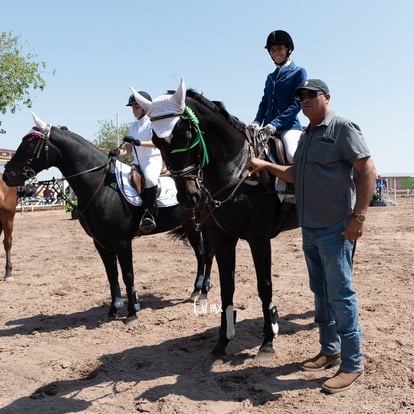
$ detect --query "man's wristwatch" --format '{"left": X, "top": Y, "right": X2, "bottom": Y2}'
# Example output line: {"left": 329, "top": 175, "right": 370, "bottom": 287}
{"left": 351, "top": 213, "right": 366, "bottom": 223}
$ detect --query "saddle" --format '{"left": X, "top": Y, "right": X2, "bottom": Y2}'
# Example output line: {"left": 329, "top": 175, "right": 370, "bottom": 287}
{"left": 267, "top": 135, "right": 288, "bottom": 165}
{"left": 248, "top": 130, "right": 293, "bottom": 193}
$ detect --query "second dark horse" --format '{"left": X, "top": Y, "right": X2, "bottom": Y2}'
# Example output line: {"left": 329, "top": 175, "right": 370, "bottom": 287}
{"left": 131, "top": 80, "right": 298, "bottom": 357}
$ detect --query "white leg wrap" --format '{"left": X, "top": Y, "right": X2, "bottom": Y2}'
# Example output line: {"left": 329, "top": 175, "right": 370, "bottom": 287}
{"left": 226, "top": 305, "right": 235, "bottom": 339}
{"left": 269, "top": 302, "right": 279, "bottom": 335}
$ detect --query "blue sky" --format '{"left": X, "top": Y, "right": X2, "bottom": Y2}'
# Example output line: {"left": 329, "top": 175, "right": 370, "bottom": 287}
{"left": 1, "top": 0, "right": 413, "bottom": 180}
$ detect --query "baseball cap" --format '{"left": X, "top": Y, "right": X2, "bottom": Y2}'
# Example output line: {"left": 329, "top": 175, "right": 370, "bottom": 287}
{"left": 295, "top": 79, "right": 329, "bottom": 94}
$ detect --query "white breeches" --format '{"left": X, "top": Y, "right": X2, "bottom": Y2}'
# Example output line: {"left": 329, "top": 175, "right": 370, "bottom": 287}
{"left": 135, "top": 155, "right": 163, "bottom": 188}
{"left": 279, "top": 129, "right": 302, "bottom": 164}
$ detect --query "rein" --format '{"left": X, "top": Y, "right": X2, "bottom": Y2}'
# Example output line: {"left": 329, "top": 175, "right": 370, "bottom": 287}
{"left": 68, "top": 160, "right": 111, "bottom": 215}
{"left": 15, "top": 129, "right": 112, "bottom": 215}
{"left": 150, "top": 106, "right": 254, "bottom": 235}
{"left": 153, "top": 107, "right": 252, "bottom": 207}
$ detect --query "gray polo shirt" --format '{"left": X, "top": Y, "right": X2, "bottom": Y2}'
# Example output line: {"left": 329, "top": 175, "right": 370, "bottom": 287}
{"left": 294, "top": 111, "right": 371, "bottom": 228}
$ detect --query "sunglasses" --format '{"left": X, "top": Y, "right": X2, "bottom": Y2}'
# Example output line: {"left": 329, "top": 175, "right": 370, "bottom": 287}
{"left": 297, "top": 90, "right": 325, "bottom": 101}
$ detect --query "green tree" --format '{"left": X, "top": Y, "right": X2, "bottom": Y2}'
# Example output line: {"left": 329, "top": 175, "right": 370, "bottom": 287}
{"left": 0, "top": 31, "right": 48, "bottom": 133}
{"left": 93, "top": 119, "right": 131, "bottom": 161}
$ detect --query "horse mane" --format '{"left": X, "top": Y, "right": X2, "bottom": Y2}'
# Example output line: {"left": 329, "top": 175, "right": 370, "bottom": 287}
{"left": 187, "top": 89, "right": 246, "bottom": 131}
{"left": 166, "top": 88, "right": 246, "bottom": 132}
{"left": 55, "top": 125, "right": 107, "bottom": 154}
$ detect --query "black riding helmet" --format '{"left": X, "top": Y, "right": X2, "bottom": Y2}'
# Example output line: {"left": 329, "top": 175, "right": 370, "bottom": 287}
{"left": 126, "top": 90, "right": 152, "bottom": 106}
{"left": 265, "top": 30, "right": 294, "bottom": 54}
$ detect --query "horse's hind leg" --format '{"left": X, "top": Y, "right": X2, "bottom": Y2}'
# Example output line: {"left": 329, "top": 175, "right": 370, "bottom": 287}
{"left": 94, "top": 241, "right": 124, "bottom": 318}
{"left": 249, "top": 238, "right": 277, "bottom": 358}
{"left": 210, "top": 237, "right": 237, "bottom": 357}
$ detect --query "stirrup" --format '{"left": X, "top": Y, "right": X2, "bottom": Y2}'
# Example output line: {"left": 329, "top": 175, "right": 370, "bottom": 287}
{"left": 139, "top": 210, "right": 156, "bottom": 234}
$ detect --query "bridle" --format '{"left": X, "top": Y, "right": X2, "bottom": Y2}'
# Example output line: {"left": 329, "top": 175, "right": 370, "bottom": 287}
{"left": 8, "top": 126, "right": 110, "bottom": 177}
{"left": 5, "top": 128, "right": 50, "bottom": 180}
{"left": 150, "top": 106, "right": 253, "bottom": 234}
{"left": 150, "top": 106, "right": 208, "bottom": 184}
{"left": 6, "top": 126, "right": 112, "bottom": 216}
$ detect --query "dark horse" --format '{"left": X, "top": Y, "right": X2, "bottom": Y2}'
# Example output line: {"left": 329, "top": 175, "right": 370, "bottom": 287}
{"left": 0, "top": 174, "right": 17, "bottom": 280}
{"left": 131, "top": 80, "right": 297, "bottom": 357}
{"left": 3, "top": 113, "right": 213, "bottom": 323}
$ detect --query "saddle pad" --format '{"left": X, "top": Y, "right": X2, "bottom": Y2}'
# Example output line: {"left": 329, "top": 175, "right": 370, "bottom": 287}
{"left": 115, "top": 160, "right": 178, "bottom": 207}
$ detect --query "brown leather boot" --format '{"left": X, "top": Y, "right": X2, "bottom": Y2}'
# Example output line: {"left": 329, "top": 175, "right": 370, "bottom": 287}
{"left": 300, "top": 353, "right": 340, "bottom": 371}
{"left": 322, "top": 370, "right": 364, "bottom": 394}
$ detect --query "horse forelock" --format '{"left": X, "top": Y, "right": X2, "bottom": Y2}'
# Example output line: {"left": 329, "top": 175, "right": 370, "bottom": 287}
{"left": 186, "top": 89, "right": 246, "bottom": 132}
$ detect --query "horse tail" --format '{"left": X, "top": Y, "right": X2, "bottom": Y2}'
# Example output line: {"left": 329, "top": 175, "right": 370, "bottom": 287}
{"left": 167, "top": 227, "right": 189, "bottom": 244}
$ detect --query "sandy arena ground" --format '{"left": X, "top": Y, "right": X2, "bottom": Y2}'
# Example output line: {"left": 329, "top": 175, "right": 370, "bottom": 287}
{"left": 0, "top": 200, "right": 413, "bottom": 413}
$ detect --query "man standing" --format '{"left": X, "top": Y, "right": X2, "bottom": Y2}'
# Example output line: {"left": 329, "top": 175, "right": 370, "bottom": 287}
{"left": 246, "top": 79, "right": 377, "bottom": 394}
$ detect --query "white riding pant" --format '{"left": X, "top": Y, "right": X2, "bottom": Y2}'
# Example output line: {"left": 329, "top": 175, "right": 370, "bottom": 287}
{"left": 134, "top": 154, "right": 163, "bottom": 188}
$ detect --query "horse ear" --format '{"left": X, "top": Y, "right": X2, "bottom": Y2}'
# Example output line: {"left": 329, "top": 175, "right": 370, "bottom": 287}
{"left": 174, "top": 79, "right": 186, "bottom": 108}
{"left": 31, "top": 111, "right": 50, "bottom": 132}
{"left": 129, "top": 86, "right": 151, "bottom": 112}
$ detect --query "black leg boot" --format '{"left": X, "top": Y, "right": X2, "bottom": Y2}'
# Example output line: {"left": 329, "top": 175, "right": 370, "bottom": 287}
{"left": 139, "top": 185, "right": 158, "bottom": 234}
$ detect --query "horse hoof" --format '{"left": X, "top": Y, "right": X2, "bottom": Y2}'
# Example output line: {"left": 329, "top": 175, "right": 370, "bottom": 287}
{"left": 4, "top": 275, "right": 14, "bottom": 282}
{"left": 255, "top": 349, "right": 275, "bottom": 362}
{"left": 256, "top": 342, "right": 275, "bottom": 361}
{"left": 108, "top": 307, "right": 119, "bottom": 319}
{"left": 125, "top": 315, "right": 138, "bottom": 326}
{"left": 211, "top": 345, "right": 226, "bottom": 358}
{"left": 190, "top": 290, "right": 200, "bottom": 302}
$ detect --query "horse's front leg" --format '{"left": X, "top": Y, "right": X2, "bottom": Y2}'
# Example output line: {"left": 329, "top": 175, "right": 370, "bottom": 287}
{"left": 4, "top": 241, "right": 12, "bottom": 281}
{"left": 94, "top": 241, "right": 124, "bottom": 319}
{"left": 249, "top": 238, "right": 278, "bottom": 358}
{"left": 210, "top": 236, "right": 237, "bottom": 357}
{"left": 3, "top": 219, "right": 13, "bottom": 281}
{"left": 115, "top": 239, "right": 139, "bottom": 325}
{"left": 184, "top": 225, "right": 214, "bottom": 302}
{"left": 200, "top": 231, "right": 214, "bottom": 300}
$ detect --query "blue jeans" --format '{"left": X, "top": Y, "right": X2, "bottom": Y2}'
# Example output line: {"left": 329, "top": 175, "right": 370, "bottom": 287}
{"left": 302, "top": 219, "right": 363, "bottom": 372}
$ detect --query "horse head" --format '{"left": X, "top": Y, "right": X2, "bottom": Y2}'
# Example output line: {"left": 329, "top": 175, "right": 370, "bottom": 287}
{"left": 3, "top": 113, "right": 53, "bottom": 186}
{"left": 131, "top": 80, "right": 205, "bottom": 208}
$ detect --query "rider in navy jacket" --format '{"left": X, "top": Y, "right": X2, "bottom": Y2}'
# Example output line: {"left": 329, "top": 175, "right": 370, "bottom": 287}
{"left": 255, "top": 60, "right": 306, "bottom": 132}
{"left": 252, "top": 30, "right": 307, "bottom": 164}
{"left": 251, "top": 30, "right": 307, "bottom": 200}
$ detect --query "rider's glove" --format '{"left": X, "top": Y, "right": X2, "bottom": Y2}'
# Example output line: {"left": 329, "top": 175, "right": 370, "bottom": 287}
{"left": 109, "top": 148, "right": 120, "bottom": 157}
{"left": 123, "top": 136, "right": 141, "bottom": 146}
{"left": 248, "top": 122, "right": 260, "bottom": 134}
{"left": 260, "top": 124, "right": 276, "bottom": 139}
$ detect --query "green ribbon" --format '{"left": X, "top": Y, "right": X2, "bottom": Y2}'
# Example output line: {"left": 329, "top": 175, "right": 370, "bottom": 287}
{"left": 170, "top": 106, "right": 209, "bottom": 167}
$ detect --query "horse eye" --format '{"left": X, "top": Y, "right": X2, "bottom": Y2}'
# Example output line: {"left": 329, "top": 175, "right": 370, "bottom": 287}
{"left": 185, "top": 130, "right": 192, "bottom": 140}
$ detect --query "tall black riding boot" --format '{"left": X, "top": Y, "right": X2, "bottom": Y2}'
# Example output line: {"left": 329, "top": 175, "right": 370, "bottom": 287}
{"left": 139, "top": 185, "right": 158, "bottom": 234}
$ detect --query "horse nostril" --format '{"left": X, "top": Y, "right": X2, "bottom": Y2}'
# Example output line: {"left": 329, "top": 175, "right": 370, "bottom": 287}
{"left": 190, "top": 194, "right": 201, "bottom": 206}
